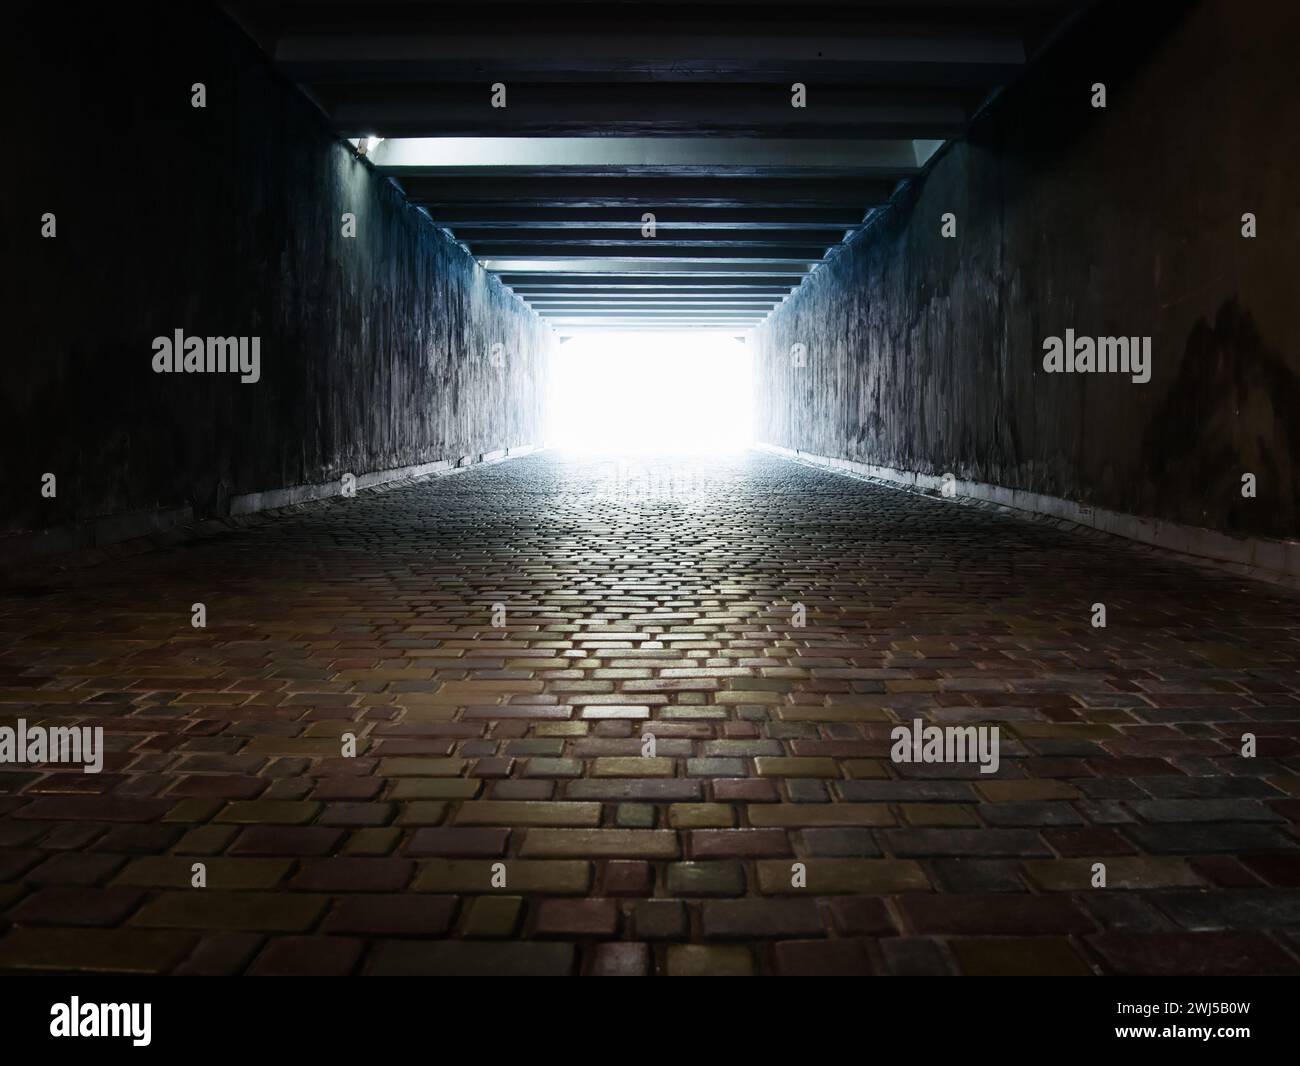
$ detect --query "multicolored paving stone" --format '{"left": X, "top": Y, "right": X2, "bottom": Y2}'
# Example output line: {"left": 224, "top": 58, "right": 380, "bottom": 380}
{"left": 0, "top": 451, "right": 1298, "bottom": 976}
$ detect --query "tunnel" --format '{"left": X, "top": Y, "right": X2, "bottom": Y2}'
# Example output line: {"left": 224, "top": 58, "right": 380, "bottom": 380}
{"left": 2, "top": 0, "right": 1299, "bottom": 1002}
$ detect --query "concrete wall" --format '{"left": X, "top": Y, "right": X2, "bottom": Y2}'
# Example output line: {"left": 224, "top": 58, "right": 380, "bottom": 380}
{"left": 753, "top": 0, "right": 1299, "bottom": 542}
{"left": 2, "top": 3, "right": 553, "bottom": 545}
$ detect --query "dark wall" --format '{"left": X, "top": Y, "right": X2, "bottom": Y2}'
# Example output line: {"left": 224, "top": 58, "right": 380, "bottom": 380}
{"left": 2, "top": 3, "right": 553, "bottom": 536}
{"left": 753, "top": 0, "right": 1300, "bottom": 540}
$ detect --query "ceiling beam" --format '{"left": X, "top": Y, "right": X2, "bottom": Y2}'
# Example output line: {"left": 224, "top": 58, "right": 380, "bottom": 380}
{"left": 468, "top": 244, "right": 830, "bottom": 261}
{"left": 498, "top": 275, "right": 805, "bottom": 287}
{"left": 421, "top": 206, "right": 867, "bottom": 227}
{"left": 527, "top": 300, "right": 780, "bottom": 308}
{"left": 273, "top": 18, "right": 1026, "bottom": 82}
{"left": 475, "top": 248, "right": 821, "bottom": 262}
{"left": 401, "top": 177, "right": 899, "bottom": 206}
{"left": 368, "top": 136, "right": 937, "bottom": 175}
{"left": 526, "top": 294, "right": 783, "bottom": 301}
{"left": 452, "top": 227, "right": 848, "bottom": 244}
{"left": 324, "top": 83, "right": 969, "bottom": 138}
{"left": 488, "top": 258, "right": 811, "bottom": 274}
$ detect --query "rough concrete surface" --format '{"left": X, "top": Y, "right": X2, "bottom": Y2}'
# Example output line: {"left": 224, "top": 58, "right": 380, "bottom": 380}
{"left": 2, "top": 4, "right": 553, "bottom": 537}
{"left": 753, "top": 0, "right": 1300, "bottom": 540}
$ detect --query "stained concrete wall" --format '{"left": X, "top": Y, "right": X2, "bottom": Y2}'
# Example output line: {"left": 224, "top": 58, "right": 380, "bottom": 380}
{"left": 2, "top": 3, "right": 553, "bottom": 543}
{"left": 753, "top": 0, "right": 1300, "bottom": 541}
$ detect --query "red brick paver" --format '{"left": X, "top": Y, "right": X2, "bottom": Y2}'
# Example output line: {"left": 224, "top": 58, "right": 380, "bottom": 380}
{"left": 1, "top": 452, "right": 1298, "bottom": 975}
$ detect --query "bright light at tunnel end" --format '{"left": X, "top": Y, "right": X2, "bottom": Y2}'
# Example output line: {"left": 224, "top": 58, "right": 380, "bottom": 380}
{"left": 546, "top": 331, "right": 754, "bottom": 455}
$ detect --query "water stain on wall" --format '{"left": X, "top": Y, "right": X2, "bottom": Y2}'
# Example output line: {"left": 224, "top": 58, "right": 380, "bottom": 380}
{"left": 1142, "top": 299, "right": 1299, "bottom": 538}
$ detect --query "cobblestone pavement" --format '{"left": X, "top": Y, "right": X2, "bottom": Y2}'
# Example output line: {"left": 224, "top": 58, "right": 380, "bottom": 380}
{"left": 1, "top": 451, "right": 1298, "bottom": 976}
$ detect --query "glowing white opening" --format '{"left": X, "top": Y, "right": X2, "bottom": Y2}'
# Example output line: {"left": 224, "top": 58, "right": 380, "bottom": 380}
{"left": 546, "top": 331, "right": 753, "bottom": 455}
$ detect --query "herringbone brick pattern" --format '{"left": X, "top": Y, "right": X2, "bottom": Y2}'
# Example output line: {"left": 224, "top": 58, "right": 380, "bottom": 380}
{"left": 1, "top": 451, "right": 1298, "bottom": 975}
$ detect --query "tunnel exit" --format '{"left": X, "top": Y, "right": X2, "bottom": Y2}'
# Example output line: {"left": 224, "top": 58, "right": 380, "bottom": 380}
{"left": 545, "top": 331, "right": 753, "bottom": 454}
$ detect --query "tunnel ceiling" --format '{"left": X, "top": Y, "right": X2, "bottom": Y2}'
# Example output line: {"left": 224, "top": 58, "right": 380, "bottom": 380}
{"left": 225, "top": 0, "right": 1093, "bottom": 333}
